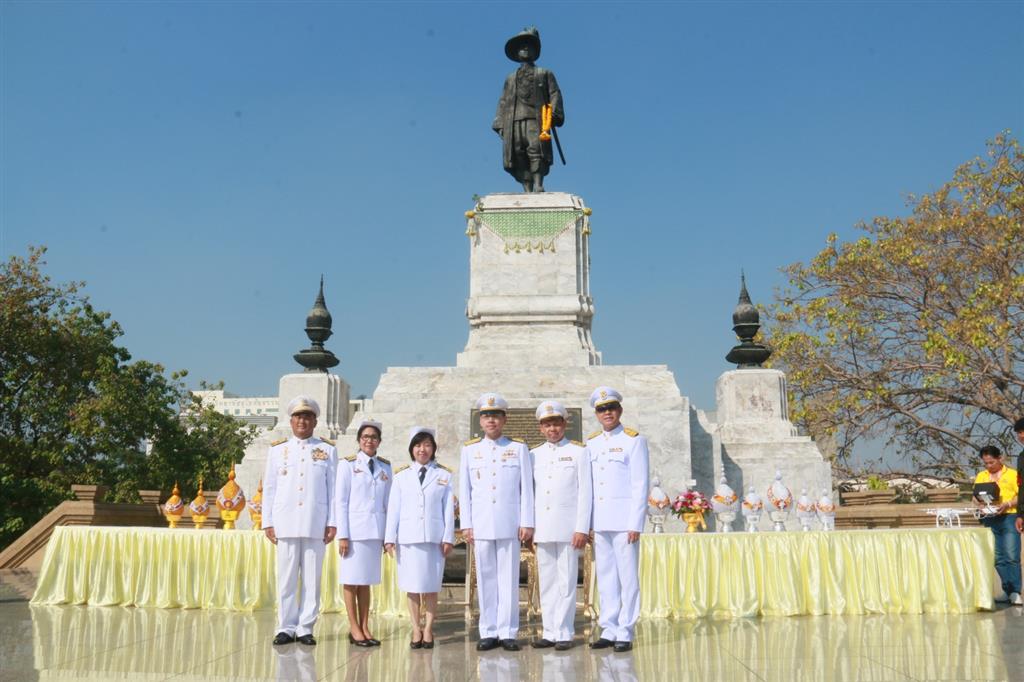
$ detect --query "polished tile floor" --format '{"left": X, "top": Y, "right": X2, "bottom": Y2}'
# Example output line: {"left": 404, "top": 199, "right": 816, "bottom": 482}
{"left": 1, "top": 599, "right": 1022, "bottom": 681}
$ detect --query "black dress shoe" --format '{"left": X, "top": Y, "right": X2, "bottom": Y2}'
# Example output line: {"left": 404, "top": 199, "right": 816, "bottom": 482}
{"left": 297, "top": 634, "right": 316, "bottom": 646}
{"left": 272, "top": 632, "right": 295, "bottom": 645}
{"left": 613, "top": 641, "right": 633, "bottom": 652}
{"left": 554, "top": 641, "right": 573, "bottom": 651}
{"left": 366, "top": 637, "right": 381, "bottom": 646}
{"left": 422, "top": 638, "right": 434, "bottom": 650}
{"left": 589, "top": 638, "right": 615, "bottom": 650}
{"left": 410, "top": 637, "right": 423, "bottom": 650}
{"left": 476, "top": 637, "right": 500, "bottom": 651}
{"left": 531, "top": 638, "right": 555, "bottom": 649}
{"left": 501, "top": 639, "right": 521, "bottom": 651}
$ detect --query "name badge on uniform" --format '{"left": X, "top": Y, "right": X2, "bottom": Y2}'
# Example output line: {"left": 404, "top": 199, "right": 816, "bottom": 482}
{"left": 559, "top": 456, "right": 573, "bottom": 462}
{"left": 609, "top": 448, "right": 623, "bottom": 453}
{"left": 438, "top": 477, "right": 449, "bottom": 486}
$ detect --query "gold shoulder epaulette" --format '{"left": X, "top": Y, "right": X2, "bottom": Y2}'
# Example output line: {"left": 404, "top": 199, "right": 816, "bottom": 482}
{"left": 394, "top": 464, "right": 410, "bottom": 474}
{"left": 464, "top": 437, "right": 482, "bottom": 446}
{"left": 571, "top": 440, "right": 585, "bottom": 447}
{"left": 437, "top": 463, "right": 453, "bottom": 473}
{"left": 270, "top": 438, "right": 288, "bottom": 446}
{"left": 345, "top": 454, "right": 357, "bottom": 462}
{"left": 586, "top": 430, "right": 601, "bottom": 440}
{"left": 321, "top": 438, "right": 336, "bottom": 446}
{"left": 624, "top": 427, "right": 640, "bottom": 437}
{"left": 377, "top": 457, "right": 390, "bottom": 465}
{"left": 510, "top": 437, "right": 526, "bottom": 444}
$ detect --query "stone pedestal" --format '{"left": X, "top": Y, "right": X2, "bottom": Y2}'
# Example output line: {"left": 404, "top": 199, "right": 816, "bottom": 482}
{"left": 714, "top": 369, "right": 831, "bottom": 529}
{"left": 458, "top": 193, "right": 600, "bottom": 368}
{"left": 276, "top": 373, "right": 349, "bottom": 434}
{"left": 235, "top": 372, "right": 350, "bottom": 528}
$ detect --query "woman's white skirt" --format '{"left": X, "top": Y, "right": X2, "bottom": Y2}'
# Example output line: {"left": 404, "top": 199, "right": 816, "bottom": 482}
{"left": 339, "top": 539, "right": 383, "bottom": 585}
{"left": 396, "top": 542, "right": 445, "bottom": 594}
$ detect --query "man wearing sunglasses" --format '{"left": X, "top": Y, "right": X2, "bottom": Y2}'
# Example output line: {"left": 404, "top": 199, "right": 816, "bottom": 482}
{"left": 262, "top": 395, "right": 338, "bottom": 647}
{"left": 586, "top": 387, "right": 649, "bottom": 653}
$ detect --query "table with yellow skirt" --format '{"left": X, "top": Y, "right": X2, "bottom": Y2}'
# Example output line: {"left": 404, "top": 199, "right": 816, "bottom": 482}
{"left": 31, "top": 526, "right": 405, "bottom": 615}
{"left": 32, "top": 526, "right": 995, "bottom": 617}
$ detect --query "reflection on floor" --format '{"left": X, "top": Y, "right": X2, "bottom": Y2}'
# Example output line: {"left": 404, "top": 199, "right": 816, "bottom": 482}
{"left": 1, "top": 600, "right": 1021, "bottom": 681}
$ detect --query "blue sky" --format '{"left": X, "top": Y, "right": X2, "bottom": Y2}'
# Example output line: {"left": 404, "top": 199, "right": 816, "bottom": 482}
{"left": 3, "top": 2, "right": 1022, "bottom": 433}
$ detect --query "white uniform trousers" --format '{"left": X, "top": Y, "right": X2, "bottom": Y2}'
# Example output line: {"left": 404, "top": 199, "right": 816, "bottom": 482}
{"left": 593, "top": 531, "right": 640, "bottom": 642}
{"left": 536, "top": 542, "right": 578, "bottom": 642}
{"left": 275, "top": 537, "right": 326, "bottom": 637}
{"left": 474, "top": 537, "right": 520, "bottom": 639}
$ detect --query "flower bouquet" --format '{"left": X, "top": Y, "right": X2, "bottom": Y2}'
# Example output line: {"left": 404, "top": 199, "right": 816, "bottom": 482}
{"left": 671, "top": 490, "right": 711, "bottom": 533}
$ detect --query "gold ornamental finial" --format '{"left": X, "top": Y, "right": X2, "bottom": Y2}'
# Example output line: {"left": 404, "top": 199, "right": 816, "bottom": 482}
{"left": 248, "top": 478, "right": 264, "bottom": 530}
{"left": 217, "top": 463, "right": 246, "bottom": 530}
{"left": 189, "top": 478, "right": 210, "bottom": 529}
{"left": 163, "top": 481, "right": 185, "bottom": 528}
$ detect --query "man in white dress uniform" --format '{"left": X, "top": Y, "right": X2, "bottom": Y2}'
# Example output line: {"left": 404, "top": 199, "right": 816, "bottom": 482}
{"left": 529, "top": 400, "right": 592, "bottom": 651}
{"left": 262, "top": 396, "right": 338, "bottom": 646}
{"left": 459, "top": 392, "right": 535, "bottom": 651}
{"left": 586, "top": 387, "right": 649, "bottom": 653}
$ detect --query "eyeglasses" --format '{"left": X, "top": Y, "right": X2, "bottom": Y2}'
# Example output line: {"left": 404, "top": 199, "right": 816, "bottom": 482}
{"left": 359, "top": 435, "right": 381, "bottom": 442}
{"left": 595, "top": 404, "right": 620, "bottom": 413}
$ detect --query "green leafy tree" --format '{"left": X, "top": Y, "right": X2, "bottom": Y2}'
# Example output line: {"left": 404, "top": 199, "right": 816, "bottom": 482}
{"left": 0, "top": 247, "right": 257, "bottom": 548}
{"left": 769, "top": 134, "right": 1023, "bottom": 479}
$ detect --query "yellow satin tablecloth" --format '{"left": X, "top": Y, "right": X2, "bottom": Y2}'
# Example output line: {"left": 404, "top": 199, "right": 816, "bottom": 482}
{"left": 630, "top": 529, "right": 994, "bottom": 618}
{"left": 31, "top": 526, "right": 405, "bottom": 615}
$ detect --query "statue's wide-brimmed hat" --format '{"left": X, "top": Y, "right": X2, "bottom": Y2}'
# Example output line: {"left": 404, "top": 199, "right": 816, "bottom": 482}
{"left": 505, "top": 26, "right": 541, "bottom": 62}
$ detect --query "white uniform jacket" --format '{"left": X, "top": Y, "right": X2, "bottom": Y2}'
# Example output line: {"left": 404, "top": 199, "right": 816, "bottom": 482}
{"left": 531, "top": 438, "right": 593, "bottom": 543}
{"left": 588, "top": 425, "right": 649, "bottom": 533}
{"left": 334, "top": 451, "right": 392, "bottom": 541}
{"left": 384, "top": 461, "right": 456, "bottom": 545}
{"left": 262, "top": 435, "right": 338, "bottom": 538}
{"left": 458, "top": 436, "right": 535, "bottom": 540}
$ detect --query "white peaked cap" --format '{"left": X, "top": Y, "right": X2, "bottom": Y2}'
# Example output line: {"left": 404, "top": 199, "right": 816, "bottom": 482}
{"left": 287, "top": 395, "right": 320, "bottom": 417}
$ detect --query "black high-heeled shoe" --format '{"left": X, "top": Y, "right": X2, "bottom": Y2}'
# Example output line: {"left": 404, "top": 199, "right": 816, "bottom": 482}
{"left": 422, "top": 635, "right": 434, "bottom": 650}
{"left": 365, "top": 636, "right": 381, "bottom": 646}
{"left": 348, "top": 633, "right": 373, "bottom": 648}
{"left": 410, "top": 633, "right": 423, "bottom": 649}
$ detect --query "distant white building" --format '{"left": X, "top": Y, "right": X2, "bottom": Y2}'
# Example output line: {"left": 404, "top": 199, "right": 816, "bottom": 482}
{"left": 191, "top": 390, "right": 280, "bottom": 429}
{"left": 191, "top": 389, "right": 370, "bottom": 431}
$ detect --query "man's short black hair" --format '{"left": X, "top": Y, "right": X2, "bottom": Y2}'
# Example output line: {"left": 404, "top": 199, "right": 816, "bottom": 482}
{"left": 1014, "top": 417, "right": 1024, "bottom": 434}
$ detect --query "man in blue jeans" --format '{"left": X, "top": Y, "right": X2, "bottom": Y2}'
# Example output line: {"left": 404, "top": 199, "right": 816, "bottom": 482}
{"left": 975, "top": 444, "right": 1021, "bottom": 604}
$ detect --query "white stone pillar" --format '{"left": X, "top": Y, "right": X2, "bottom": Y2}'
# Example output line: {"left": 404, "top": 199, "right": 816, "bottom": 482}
{"left": 277, "top": 372, "right": 349, "bottom": 438}
{"left": 714, "top": 368, "right": 831, "bottom": 528}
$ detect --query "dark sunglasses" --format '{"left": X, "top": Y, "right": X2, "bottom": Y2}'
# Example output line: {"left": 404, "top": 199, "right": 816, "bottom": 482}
{"left": 595, "top": 403, "right": 620, "bottom": 413}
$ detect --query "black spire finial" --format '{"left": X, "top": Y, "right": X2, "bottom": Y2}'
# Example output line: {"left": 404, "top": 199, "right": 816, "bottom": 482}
{"left": 293, "top": 276, "right": 340, "bottom": 372}
{"left": 725, "top": 272, "right": 771, "bottom": 368}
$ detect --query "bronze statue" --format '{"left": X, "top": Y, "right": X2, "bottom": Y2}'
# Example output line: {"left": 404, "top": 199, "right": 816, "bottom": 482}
{"left": 493, "top": 27, "right": 565, "bottom": 193}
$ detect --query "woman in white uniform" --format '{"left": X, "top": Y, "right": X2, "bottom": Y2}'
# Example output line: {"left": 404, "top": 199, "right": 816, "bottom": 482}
{"left": 335, "top": 419, "right": 392, "bottom": 647}
{"left": 384, "top": 426, "right": 455, "bottom": 649}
